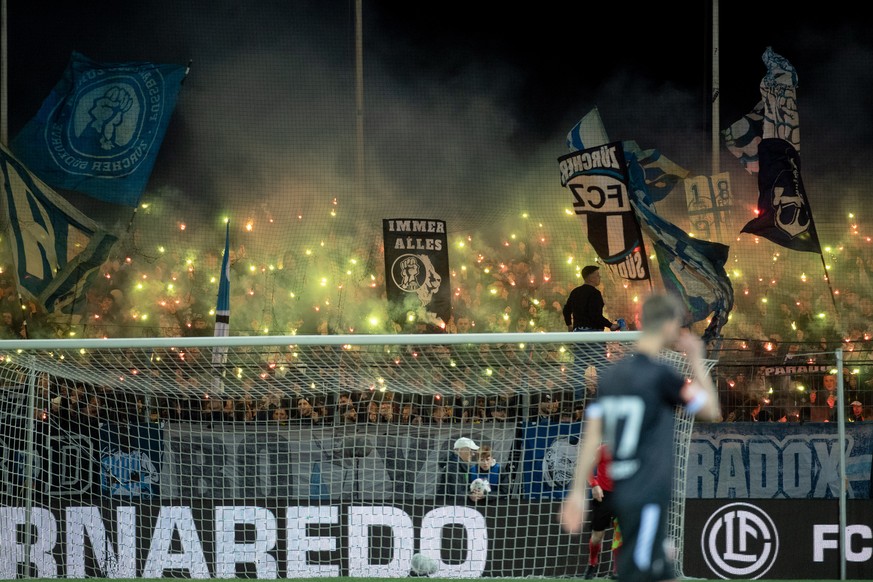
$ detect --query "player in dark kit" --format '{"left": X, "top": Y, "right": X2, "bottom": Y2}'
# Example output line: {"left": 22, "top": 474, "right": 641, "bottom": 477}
{"left": 560, "top": 294, "right": 721, "bottom": 582}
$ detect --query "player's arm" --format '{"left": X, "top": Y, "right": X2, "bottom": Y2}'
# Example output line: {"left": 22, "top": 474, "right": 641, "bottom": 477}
{"left": 676, "top": 330, "right": 721, "bottom": 421}
{"left": 559, "top": 413, "right": 603, "bottom": 534}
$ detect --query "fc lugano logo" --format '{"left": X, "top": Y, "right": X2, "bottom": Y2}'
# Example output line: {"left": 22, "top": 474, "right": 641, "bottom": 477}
{"left": 701, "top": 502, "right": 779, "bottom": 579}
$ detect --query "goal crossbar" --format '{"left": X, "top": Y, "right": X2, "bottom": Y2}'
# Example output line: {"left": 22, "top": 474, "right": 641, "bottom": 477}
{"left": 0, "top": 330, "right": 641, "bottom": 350}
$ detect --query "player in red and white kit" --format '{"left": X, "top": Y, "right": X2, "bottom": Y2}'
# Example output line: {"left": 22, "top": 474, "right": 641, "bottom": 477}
{"left": 585, "top": 443, "right": 617, "bottom": 579}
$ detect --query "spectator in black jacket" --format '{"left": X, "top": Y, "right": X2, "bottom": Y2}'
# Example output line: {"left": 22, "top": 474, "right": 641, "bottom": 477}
{"left": 563, "top": 266, "right": 620, "bottom": 332}
{"left": 563, "top": 265, "right": 621, "bottom": 400}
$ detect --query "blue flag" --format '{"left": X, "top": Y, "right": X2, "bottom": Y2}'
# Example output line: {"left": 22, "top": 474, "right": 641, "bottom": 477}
{"left": 520, "top": 419, "right": 582, "bottom": 501}
{"left": 736, "top": 49, "right": 820, "bottom": 253}
{"left": 626, "top": 152, "right": 734, "bottom": 339}
{"left": 566, "top": 107, "right": 610, "bottom": 152}
{"left": 212, "top": 223, "right": 230, "bottom": 392}
{"left": 11, "top": 51, "right": 186, "bottom": 206}
{"left": 622, "top": 140, "right": 689, "bottom": 202}
{"left": 0, "top": 143, "right": 118, "bottom": 315}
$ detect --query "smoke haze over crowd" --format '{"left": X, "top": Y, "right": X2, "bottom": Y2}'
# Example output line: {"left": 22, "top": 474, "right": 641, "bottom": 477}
{"left": 3, "top": 1, "right": 873, "bottom": 340}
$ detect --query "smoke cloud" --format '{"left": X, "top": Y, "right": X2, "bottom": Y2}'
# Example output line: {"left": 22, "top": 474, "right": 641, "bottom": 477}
{"left": 4, "top": 2, "right": 873, "bottom": 342}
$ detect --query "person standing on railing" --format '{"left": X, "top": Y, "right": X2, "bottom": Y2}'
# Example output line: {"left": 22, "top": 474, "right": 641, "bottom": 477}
{"left": 563, "top": 265, "right": 624, "bottom": 400}
{"left": 563, "top": 266, "right": 622, "bottom": 333}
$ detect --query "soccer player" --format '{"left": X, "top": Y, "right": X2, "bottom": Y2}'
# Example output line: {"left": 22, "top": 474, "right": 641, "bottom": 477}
{"left": 584, "top": 443, "right": 615, "bottom": 579}
{"left": 560, "top": 293, "right": 721, "bottom": 582}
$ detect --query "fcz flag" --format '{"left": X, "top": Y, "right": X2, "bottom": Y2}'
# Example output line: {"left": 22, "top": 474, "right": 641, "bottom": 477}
{"left": 11, "top": 51, "right": 186, "bottom": 207}
{"left": 558, "top": 142, "right": 649, "bottom": 281}
{"left": 741, "top": 138, "right": 821, "bottom": 253}
{"left": 0, "top": 143, "right": 118, "bottom": 315}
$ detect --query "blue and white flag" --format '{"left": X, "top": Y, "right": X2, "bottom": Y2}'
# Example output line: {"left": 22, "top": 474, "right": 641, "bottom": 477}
{"left": 0, "top": 143, "right": 118, "bottom": 315}
{"left": 562, "top": 109, "right": 650, "bottom": 281}
{"left": 722, "top": 101, "right": 764, "bottom": 173}
{"left": 722, "top": 47, "right": 800, "bottom": 174}
{"left": 623, "top": 140, "right": 690, "bottom": 202}
{"left": 566, "top": 107, "right": 609, "bottom": 152}
{"left": 736, "top": 49, "right": 820, "bottom": 253}
{"left": 759, "top": 47, "right": 800, "bottom": 149}
{"left": 568, "top": 110, "right": 688, "bottom": 202}
{"left": 11, "top": 51, "right": 187, "bottom": 207}
{"left": 520, "top": 419, "right": 582, "bottom": 501}
{"left": 212, "top": 222, "right": 230, "bottom": 393}
{"left": 627, "top": 153, "right": 734, "bottom": 339}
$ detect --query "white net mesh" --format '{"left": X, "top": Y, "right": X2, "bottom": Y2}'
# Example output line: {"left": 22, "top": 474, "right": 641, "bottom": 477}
{"left": 0, "top": 332, "right": 713, "bottom": 578}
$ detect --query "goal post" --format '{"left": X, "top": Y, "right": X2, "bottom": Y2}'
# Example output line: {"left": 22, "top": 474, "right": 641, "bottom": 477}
{"left": 0, "top": 331, "right": 711, "bottom": 579}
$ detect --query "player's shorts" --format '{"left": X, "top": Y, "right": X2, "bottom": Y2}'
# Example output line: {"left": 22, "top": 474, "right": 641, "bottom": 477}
{"left": 590, "top": 490, "right": 615, "bottom": 531}
{"left": 614, "top": 501, "right": 674, "bottom": 582}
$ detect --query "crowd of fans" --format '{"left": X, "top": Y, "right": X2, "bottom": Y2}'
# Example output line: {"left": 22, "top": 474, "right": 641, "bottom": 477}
{"left": 0, "top": 204, "right": 866, "bottom": 345}
{"left": 0, "top": 203, "right": 872, "bottom": 423}
{"left": 30, "top": 378, "right": 591, "bottom": 430}
{"left": 28, "top": 363, "right": 867, "bottom": 431}
{"left": 716, "top": 368, "right": 868, "bottom": 423}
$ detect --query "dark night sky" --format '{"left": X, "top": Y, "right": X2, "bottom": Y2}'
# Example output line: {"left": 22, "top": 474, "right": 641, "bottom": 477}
{"left": 5, "top": 1, "right": 873, "bottom": 233}
{"left": 8, "top": 2, "right": 871, "bottom": 139}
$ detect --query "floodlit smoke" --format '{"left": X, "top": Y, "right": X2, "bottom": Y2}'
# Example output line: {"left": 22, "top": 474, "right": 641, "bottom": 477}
{"left": 4, "top": 2, "right": 873, "bottom": 342}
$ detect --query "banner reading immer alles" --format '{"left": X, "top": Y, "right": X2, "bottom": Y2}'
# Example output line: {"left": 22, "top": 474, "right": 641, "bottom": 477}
{"left": 383, "top": 218, "right": 451, "bottom": 328}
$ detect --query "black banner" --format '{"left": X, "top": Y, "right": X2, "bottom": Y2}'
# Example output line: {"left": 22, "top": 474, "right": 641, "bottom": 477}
{"left": 8, "top": 497, "right": 872, "bottom": 579}
{"left": 383, "top": 218, "right": 451, "bottom": 328}
{"left": 685, "top": 499, "right": 873, "bottom": 579}
{"left": 558, "top": 142, "right": 650, "bottom": 281}
{"left": 0, "top": 499, "right": 589, "bottom": 579}
{"left": 741, "top": 138, "right": 821, "bottom": 253}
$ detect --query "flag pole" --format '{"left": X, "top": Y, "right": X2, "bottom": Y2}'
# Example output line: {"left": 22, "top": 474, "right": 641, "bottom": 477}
{"left": 710, "top": 0, "right": 720, "bottom": 176}
{"left": 0, "top": 0, "right": 28, "bottom": 339}
{"left": 212, "top": 220, "right": 231, "bottom": 395}
{"left": 818, "top": 248, "right": 839, "bottom": 312}
{"left": 354, "top": 0, "right": 364, "bottom": 194}
{"left": 1, "top": 0, "right": 7, "bottom": 146}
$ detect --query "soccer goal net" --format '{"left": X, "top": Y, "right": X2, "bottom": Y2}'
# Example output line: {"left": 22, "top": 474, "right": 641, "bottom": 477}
{"left": 0, "top": 332, "right": 712, "bottom": 579}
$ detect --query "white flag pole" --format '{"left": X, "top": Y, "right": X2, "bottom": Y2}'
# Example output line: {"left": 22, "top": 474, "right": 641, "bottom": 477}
{"left": 711, "top": 0, "right": 720, "bottom": 176}
{"left": 355, "top": 0, "right": 364, "bottom": 194}
{"left": 1, "top": 0, "right": 8, "bottom": 146}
